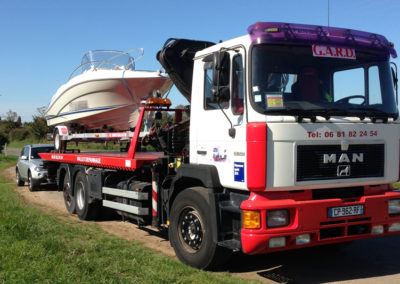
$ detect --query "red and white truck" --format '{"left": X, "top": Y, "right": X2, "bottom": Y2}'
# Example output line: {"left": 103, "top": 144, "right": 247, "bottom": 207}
{"left": 41, "top": 22, "right": 400, "bottom": 269}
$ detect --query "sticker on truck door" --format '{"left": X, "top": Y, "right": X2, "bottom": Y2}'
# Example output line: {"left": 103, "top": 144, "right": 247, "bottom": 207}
{"left": 312, "top": 45, "right": 356, "bottom": 60}
{"left": 213, "top": 147, "right": 227, "bottom": 162}
{"left": 267, "top": 94, "right": 283, "bottom": 108}
{"left": 234, "top": 162, "right": 245, "bottom": 182}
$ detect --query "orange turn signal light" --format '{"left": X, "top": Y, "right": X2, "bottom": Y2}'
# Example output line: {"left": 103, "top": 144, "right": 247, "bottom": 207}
{"left": 242, "top": 210, "right": 261, "bottom": 229}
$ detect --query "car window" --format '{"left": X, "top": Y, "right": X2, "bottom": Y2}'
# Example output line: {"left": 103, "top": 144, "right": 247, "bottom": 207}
{"left": 30, "top": 147, "right": 54, "bottom": 159}
{"left": 23, "top": 147, "right": 29, "bottom": 157}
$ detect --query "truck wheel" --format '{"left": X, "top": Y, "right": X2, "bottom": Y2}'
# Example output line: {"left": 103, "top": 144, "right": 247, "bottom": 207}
{"left": 63, "top": 174, "right": 76, "bottom": 214}
{"left": 28, "top": 172, "right": 37, "bottom": 192}
{"left": 74, "top": 171, "right": 100, "bottom": 220}
{"left": 54, "top": 129, "right": 66, "bottom": 153}
{"left": 16, "top": 169, "right": 24, "bottom": 186}
{"left": 169, "top": 187, "right": 229, "bottom": 270}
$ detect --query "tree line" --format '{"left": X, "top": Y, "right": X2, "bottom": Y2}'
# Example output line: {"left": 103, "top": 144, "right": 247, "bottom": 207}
{"left": 0, "top": 107, "right": 53, "bottom": 152}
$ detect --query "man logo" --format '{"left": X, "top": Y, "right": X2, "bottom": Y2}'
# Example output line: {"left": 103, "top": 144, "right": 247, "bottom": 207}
{"left": 337, "top": 165, "right": 351, "bottom": 177}
{"left": 323, "top": 153, "right": 364, "bottom": 164}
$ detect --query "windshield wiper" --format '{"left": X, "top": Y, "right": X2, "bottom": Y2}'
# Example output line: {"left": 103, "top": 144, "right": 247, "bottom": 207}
{"left": 264, "top": 106, "right": 395, "bottom": 122}
{"left": 347, "top": 107, "right": 392, "bottom": 122}
{"left": 286, "top": 108, "right": 355, "bottom": 122}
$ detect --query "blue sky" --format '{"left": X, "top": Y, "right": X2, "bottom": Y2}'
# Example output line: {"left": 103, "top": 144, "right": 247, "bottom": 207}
{"left": 0, "top": 0, "right": 399, "bottom": 122}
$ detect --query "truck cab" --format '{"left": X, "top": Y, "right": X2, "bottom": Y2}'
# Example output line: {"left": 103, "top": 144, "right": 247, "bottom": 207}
{"left": 158, "top": 22, "right": 400, "bottom": 264}
{"left": 190, "top": 23, "right": 399, "bottom": 192}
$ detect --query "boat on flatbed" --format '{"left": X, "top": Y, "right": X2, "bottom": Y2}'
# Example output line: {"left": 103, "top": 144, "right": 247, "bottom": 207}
{"left": 45, "top": 48, "right": 172, "bottom": 131}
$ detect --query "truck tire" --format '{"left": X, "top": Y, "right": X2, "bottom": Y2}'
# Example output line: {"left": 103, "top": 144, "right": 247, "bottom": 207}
{"left": 169, "top": 187, "right": 229, "bottom": 270}
{"left": 74, "top": 171, "right": 100, "bottom": 220}
{"left": 63, "top": 173, "right": 76, "bottom": 214}
{"left": 28, "top": 172, "right": 37, "bottom": 192}
{"left": 16, "top": 169, "right": 24, "bottom": 186}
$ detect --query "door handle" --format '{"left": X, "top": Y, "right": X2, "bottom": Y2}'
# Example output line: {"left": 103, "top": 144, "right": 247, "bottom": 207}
{"left": 197, "top": 150, "right": 207, "bottom": 155}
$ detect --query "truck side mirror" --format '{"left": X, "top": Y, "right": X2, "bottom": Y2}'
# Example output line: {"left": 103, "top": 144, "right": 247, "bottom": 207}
{"left": 213, "top": 51, "right": 230, "bottom": 86}
{"left": 218, "top": 86, "right": 230, "bottom": 102}
{"left": 211, "top": 86, "right": 230, "bottom": 103}
{"left": 20, "top": 155, "right": 28, "bottom": 160}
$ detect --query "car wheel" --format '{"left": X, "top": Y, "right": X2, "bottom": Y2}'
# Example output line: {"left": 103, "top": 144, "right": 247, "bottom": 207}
{"left": 16, "top": 169, "right": 24, "bottom": 186}
{"left": 169, "top": 187, "right": 231, "bottom": 270}
{"left": 28, "top": 172, "right": 37, "bottom": 192}
{"left": 63, "top": 173, "right": 76, "bottom": 214}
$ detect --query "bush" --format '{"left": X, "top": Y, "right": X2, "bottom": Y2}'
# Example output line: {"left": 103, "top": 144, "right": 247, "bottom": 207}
{"left": 0, "top": 132, "right": 9, "bottom": 153}
{"left": 26, "top": 116, "right": 52, "bottom": 140}
{"left": 9, "top": 128, "right": 31, "bottom": 141}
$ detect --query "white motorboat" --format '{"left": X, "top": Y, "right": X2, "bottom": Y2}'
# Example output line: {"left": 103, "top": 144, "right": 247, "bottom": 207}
{"left": 45, "top": 49, "right": 172, "bottom": 131}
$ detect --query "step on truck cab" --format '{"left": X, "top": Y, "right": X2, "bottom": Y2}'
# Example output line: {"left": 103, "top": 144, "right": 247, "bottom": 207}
{"left": 42, "top": 22, "right": 400, "bottom": 270}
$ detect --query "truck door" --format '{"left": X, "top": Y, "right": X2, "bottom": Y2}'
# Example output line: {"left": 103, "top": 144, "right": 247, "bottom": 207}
{"left": 191, "top": 50, "right": 247, "bottom": 190}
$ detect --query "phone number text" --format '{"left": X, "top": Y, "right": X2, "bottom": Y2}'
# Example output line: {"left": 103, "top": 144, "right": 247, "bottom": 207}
{"left": 307, "top": 130, "right": 378, "bottom": 138}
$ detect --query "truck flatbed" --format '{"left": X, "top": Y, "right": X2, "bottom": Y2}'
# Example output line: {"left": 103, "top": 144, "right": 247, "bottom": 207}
{"left": 41, "top": 102, "right": 179, "bottom": 171}
{"left": 40, "top": 151, "right": 165, "bottom": 171}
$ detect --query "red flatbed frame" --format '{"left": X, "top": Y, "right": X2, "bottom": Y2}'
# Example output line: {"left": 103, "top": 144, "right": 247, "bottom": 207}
{"left": 40, "top": 105, "right": 182, "bottom": 171}
{"left": 39, "top": 151, "right": 165, "bottom": 171}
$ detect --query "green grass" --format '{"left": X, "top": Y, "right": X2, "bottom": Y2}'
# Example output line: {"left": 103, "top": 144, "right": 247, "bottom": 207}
{"left": 7, "top": 140, "right": 49, "bottom": 148}
{"left": 0, "top": 156, "right": 252, "bottom": 284}
{"left": 0, "top": 154, "right": 18, "bottom": 168}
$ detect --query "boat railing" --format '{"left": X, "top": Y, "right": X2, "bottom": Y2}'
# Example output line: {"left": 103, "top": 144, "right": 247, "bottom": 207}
{"left": 69, "top": 48, "right": 144, "bottom": 80}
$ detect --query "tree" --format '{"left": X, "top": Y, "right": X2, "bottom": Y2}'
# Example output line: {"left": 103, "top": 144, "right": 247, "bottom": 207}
{"left": 0, "top": 132, "right": 9, "bottom": 153}
{"left": 3, "top": 109, "right": 19, "bottom": 133}
{"left": 27, "top": 107, "right": 52, "bottom": 140}
{"left": 36, "top": 106, "right": 47, "bottom": 117}
{"left": 6, "top": 109, "right": 18, "bottom": 122}
{"left": 16, "top": 116, "right": 22, "bottom": 128}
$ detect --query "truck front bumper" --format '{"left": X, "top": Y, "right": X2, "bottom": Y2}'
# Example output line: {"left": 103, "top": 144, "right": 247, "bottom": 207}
{"left": 240, "top": 188, "right": 400, "bottom": 254}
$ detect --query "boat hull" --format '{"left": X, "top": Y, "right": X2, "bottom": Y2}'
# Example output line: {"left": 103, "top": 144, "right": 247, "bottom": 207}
{"left": 46, "top": 70, "right": 172, "bottom": 131}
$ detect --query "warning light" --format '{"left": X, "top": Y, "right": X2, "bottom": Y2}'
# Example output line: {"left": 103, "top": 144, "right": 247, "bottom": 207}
{"left": 146, "top": 98, "right": 172, "bottom": 106}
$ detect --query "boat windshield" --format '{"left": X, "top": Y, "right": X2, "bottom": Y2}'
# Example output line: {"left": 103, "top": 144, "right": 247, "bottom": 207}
{"left": 250, "top": 44, "right": 398, "bottom": 120}
{"left": 70, "top": 48, "right": 144, "bottom": 79}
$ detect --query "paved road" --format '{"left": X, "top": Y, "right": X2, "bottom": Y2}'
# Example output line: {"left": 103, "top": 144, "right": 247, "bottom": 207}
{"left": 2, "top": 147, "right": 21, "bottom": 156}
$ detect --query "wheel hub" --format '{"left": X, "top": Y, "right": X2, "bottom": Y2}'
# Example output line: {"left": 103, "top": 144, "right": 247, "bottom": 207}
{"left": 180, "top": 211, "right": 203, "bottom": 250}
{"left": 76, "top": 181, "right": 85, "bottom": 210}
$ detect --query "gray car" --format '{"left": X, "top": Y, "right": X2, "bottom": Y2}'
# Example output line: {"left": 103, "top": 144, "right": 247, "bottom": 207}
{"left": 15, "top": 144, "right": 54, "bottom": 191}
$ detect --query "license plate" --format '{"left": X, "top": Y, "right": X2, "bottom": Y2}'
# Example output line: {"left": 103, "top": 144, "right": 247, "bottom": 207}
{"left": 328, "top": 205, "right": 364, "bottom": 218}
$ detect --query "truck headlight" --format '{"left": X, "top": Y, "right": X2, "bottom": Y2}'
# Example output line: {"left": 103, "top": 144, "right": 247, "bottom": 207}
{"left": 34, "top": 166, "right": 43, "bottom": 172}
{"left": 267, "top": 209, "right": 289, "bottom": 228}
{"left": 389, "top": 199, "right": 400, "bottom": 215}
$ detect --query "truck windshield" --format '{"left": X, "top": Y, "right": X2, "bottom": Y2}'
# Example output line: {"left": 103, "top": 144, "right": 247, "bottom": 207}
{"left": 250, "top": 44, "right": 398, "bottom": 119}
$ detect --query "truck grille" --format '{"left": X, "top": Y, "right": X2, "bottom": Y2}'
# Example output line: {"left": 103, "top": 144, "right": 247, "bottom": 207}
{"left": 297, "top": 144, "right": 384, "bottom": 181}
